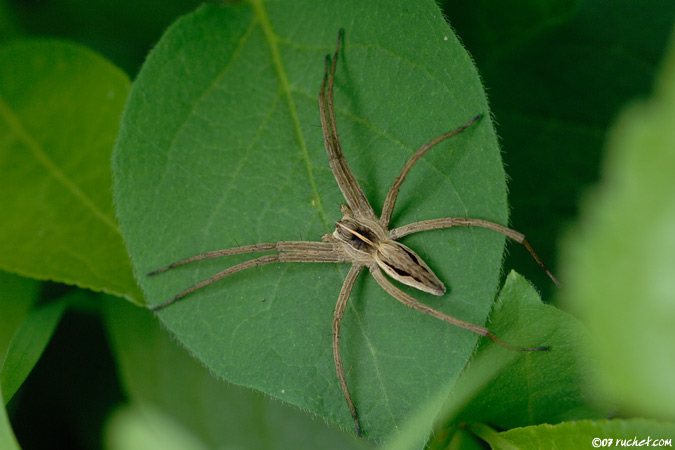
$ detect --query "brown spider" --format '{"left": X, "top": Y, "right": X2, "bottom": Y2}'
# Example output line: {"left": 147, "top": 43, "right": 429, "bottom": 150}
{"left": 149, "top": 30, "right": 559, "bottom": 436}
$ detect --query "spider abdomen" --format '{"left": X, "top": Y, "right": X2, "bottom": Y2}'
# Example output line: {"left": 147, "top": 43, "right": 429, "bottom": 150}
{"left": 375, "top": 241, "right": 446, "bottom": 296}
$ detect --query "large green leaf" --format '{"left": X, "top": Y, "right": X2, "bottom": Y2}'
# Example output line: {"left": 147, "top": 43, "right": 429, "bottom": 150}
{"left": 0, "top": 40, "right": 140, "bottom": 302}
{"left": 114, "top": 1, "right": 509, "bottom": 437}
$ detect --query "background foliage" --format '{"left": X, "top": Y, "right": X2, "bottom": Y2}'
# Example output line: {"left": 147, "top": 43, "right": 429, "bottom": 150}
{"left": 1, "top": 0, "right": 674, "bottom": 448}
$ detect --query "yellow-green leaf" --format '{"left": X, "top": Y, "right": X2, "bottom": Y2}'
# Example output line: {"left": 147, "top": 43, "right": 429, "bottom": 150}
{"left": 0, "top": 40, "right": 141, "bottom": 302}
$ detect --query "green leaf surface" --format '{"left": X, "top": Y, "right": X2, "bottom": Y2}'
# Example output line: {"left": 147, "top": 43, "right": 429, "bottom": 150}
{"left": 103, "top": 297, "right": 369, "bottom": 450}
{"left": 114, "top": 1, "right": 508, "bottom": 438}
{"left": 443, "top": 428, "right": 487, "bottom": 450}
{"left": 384, "top": 272, "right": 596, "bottom": 450}
{"left": 1, "top": 296, "right": 68, "bottom": 404}
{"left": 561, "top": 28, "right": 675, "bottom": 421}
{"left": 469, "top": 419, "right": 675, "bottom": 450}
{"left": 456, "top": 271, "right": 602, "bottom": 428}
{"left": 0, "top": 271, "right": 40, "bottom": 357}
{"left": 0, "top": 40, "right": 141, "bottom": 302}
{"left": 446, "top": 0, "right": 675, "bottom": 295}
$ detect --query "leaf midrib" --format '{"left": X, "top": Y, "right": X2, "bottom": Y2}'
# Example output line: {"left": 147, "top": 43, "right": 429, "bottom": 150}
{"left": 250, "top": 0, "right": 331, "bottom": 231}
{"left": 250, "top": 1, "right": 401, "bottom": 430}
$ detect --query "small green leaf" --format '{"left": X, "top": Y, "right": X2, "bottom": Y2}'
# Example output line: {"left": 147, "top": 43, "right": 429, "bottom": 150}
{"left": 469, "top": 419, "right": 675, "bottom": 450}
{"left": 383, "top": 271, "right": 596, "bottom": 450}
{"left": 561, "top": 29, "right": 675, "bottom": 421}
{"left": 0, "top": 40, "right": 140, "bottom": 302}
{"left": 114, "top": 1, "right": 507, "bottom": 438}
{"left": 456, "top": 271, "right": 604, "bottom": 428}
{"left": 0, "top": 271, "right": 40, "bottom": 357}
{"left": 105, "top": 404, "right": 211, "bottom": 450}
{"left": 103, "top": 297, "right": 369, "bottom": 449}
{"left": 1, "top": 296, "right": 68, "bottom": 404}
{"left": 0, "top": 382, "right": 20, "bottom": 450}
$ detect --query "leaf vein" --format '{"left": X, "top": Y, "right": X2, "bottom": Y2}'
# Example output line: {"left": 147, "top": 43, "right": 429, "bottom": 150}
{"left": 0, "top": 94, "right": 118, "bottom": 232}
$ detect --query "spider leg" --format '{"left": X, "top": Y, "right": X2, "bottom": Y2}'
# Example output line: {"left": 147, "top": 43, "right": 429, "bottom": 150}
{"left": 148, "top": 243, "right": 279, "bottom": 275}
{"left": 379, "top": 114, "right": 482, "bottom": 227}
{"left": 369, "top": 264, "right": 548, "bottom": 352}
{"left": 332, "top": 263, "right": 364, "bottom": 436}
{"left": 150, "top": 242, "right": 345, "bottom": 311}
{"left": 390, "top": 218, "right": 560, "bottom": 288}
{"left": 319, "top": 29, "right": 376, "bottom": 219}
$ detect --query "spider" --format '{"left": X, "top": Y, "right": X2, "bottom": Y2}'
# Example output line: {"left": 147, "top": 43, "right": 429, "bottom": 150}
{"left": 148, "top": 30, "right": 559, "bottom": 437}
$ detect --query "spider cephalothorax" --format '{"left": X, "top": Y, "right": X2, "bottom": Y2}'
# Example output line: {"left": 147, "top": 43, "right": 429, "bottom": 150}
{"left": 329, "top": 206, "right": 446, "bottom": 295}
